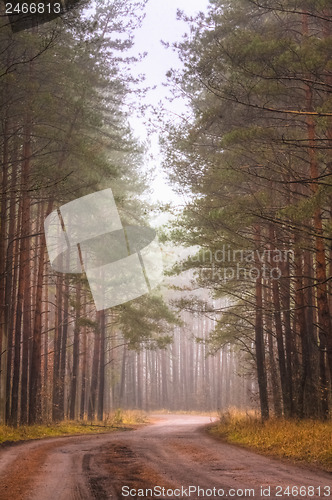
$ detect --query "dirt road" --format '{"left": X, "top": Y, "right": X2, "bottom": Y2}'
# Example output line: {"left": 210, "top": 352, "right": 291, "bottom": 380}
{"left": 0, "top": 415, "right": 330, "bottom": 500}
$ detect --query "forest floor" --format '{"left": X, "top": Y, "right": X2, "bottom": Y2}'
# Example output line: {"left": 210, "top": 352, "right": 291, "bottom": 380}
{"left": 0, "top": 414, "right": 330, "bottom": 499}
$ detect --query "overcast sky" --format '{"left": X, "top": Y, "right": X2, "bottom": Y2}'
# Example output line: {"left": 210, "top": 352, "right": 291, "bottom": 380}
{"left": 132, "top": 0, "right": 207, "bottom": 108}
{"left": 128, "top": 0, "right": 209, "bottom": 205}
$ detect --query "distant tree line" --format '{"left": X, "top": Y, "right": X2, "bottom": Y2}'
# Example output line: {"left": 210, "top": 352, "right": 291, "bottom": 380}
{"left": 117, "top": 307, "right": 254, "bottom": 412}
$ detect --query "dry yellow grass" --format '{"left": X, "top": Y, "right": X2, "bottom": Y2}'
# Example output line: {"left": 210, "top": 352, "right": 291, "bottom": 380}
{"left": 105, "top": 408, "right": 149, "bottom": 425}
{"left": 210, "top": 409, "right": 332, "bottom": 471}
{"left": 0, "top": 410, "right": 149, "bottom": 444}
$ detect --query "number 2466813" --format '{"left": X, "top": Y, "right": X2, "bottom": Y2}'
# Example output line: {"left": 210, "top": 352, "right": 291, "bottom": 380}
{"left": 6, "top": 3, "right": 61, "bottom": 14}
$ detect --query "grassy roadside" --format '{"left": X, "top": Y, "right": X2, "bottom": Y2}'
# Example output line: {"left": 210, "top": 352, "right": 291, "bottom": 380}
{"left": 209, "top": 410, "right": 332, "bottom": 472}
{"left": 0, "top": 410, "right": 149, "bottom": 445}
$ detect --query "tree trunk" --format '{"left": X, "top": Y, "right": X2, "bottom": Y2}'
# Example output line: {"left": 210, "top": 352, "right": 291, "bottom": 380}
{"left": 0, "top": 115, "right": 9, "bottom": 420}
{"left": 4, "top": 149, "right": 18, "bottom": 424}
{"left": 264, "top": 283, "right": 282, "bottom": 417}
{"left": 29, "top": 201, "right": 52, "bottom": 424}
{"left": 58, "top": 275, "right": 69, "bottom": 420}
{"left": 70, "top": 279, "right": 81, "bottom": 420}
{"left": 80, "top": 298, "right": 87, "bottom": 420}
{"left": 88, "top": 317, "right": 100, "bottom": 421}
{"left": 97, "top": 310, "right": 106, "bottom": 421}
{"left": 10, "top": 118, "right": 32, "bottom": 426}
{"left": 52, "top": 272, "right": 63, "bottom": 422}
{"left": 254, "top": 226, "right": 269, "bottom": 420}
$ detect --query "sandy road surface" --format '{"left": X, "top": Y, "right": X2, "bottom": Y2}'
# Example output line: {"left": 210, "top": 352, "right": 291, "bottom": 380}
{"left": 0, "top": 415, "right": 330, "bottom": 500}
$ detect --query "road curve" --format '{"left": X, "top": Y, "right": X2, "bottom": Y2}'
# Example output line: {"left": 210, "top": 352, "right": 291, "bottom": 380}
{"left": 0, "top": 415, "right": 330, "bottom": 499}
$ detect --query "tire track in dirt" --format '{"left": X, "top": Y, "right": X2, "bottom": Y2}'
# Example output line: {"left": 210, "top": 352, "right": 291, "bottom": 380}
{"left": 85, "top": 441, "right": 176, "bottom": 499}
